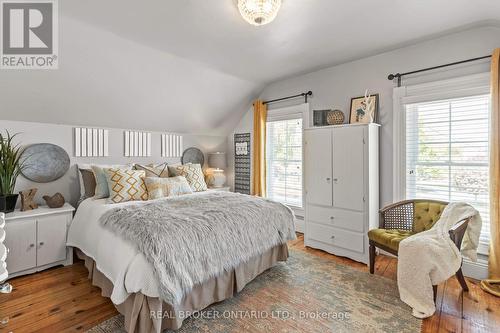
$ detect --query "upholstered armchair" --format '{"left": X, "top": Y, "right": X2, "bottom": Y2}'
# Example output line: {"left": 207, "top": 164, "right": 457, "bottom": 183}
{"left": 368, "top": 199, "right": 470, "bottom": 296}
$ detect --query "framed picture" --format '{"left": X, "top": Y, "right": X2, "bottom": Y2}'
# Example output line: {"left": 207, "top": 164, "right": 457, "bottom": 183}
{"left": 313, "top": 109, "right": 330, "bottom": 126}
{"left": 349, "top": 94, "right": 379, "bottom": 124}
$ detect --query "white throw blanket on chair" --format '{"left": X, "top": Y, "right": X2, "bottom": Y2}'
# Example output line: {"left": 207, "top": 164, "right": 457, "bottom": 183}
{"left": 397, "top": 202, "right": 482, "bottom": 318}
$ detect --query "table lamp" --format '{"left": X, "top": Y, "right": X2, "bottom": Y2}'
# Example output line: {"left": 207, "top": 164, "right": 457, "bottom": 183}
{"left": 206, "top": 152, "right": 227, "bottom": 188}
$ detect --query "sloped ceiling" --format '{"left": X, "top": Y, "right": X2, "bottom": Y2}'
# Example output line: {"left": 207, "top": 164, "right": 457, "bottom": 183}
{"left": 1, "top": 0, "right": 500, "bottom": 135}
{"left": 0, "top": 15, "right": 261, "bottom": 136}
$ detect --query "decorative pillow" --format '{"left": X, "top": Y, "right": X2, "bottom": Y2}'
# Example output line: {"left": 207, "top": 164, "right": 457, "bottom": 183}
{"left": 135, "top": 163, "right": 169, "bottom": 178}
{"left": 167, "top": 164, "right": 182, "bottom": 177}
{"left": 77, "top": 163, "right": 93, "bottom": 203}
{"left": 105, "top": 168, "right": 148, "bottom": 203}
{"left": 171, "top": 164, "right": 207, "bottom": 192}
{"left": 91, "top": 165, "right": 132, "bottom": 199}
{"left": 79, "top": 168, "right": 96, "bottom": 198}
{"left": 144, "top": 176, "right": 193, "bottom": 199}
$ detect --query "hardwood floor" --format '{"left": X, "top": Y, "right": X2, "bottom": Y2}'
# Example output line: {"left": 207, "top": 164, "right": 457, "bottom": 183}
{"left": 0, "top": 234, "right": 498, "bottom": 332}
{"left": 289, "top": 235, "right": 500, "bottom": 333}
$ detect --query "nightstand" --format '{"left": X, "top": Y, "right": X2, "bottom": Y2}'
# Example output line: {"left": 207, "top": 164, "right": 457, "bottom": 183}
{"left": 208, "top": 186, "right": 231, "bottom": 192}
{"left": 3, "top": 204, "right": 74, "bottom": 278}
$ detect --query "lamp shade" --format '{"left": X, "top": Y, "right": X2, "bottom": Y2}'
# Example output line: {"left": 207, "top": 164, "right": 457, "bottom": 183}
{"left": 208, "top": 152, "right": 227, "bottom": 169}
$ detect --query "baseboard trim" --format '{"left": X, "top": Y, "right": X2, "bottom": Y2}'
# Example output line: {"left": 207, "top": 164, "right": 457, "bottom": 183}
{"left": 295, "top": 219, "right": 304, "bottom": 233}
{"left": 462, "top": 258, "right": 488, "bottom": 280}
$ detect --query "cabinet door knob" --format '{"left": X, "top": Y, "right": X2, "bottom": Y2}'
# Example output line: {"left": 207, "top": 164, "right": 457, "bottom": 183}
{"left": 330, "top": 216, "right": 335, "bottom": 220}
{"left": 29, "top": 244, "right": 35, "bottom": 248}
{"left": 326, "top": 178, "right": 331, "bottom": 181}
{"left": 330, "top": 235, "right": 335, "bottom": 239}
{"left": 333, "top": 178, "right": 338, "bottom": 182}
{"left": 39, "top": 242, "right": 44, "bottom": 246}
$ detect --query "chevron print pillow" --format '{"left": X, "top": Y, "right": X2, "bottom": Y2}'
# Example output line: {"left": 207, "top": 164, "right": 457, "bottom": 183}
{"left": 173, "top": 164, "right": 208, "bottom": 192}
{"left": 105, "top": 168, "right": 148, "bottom": 203}
{"left": 134, "top": 163, "right": 169, "bottom": 178}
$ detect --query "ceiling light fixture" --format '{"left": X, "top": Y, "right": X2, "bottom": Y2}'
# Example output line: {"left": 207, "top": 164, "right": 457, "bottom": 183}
{"left": 237, "top": 0, "right": 281, "bottom": 26}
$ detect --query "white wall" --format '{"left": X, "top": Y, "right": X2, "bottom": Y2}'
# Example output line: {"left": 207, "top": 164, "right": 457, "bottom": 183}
{"left": 230, "top": 25, "right": 500, "bottom": 206}
{"left": 1, "top": 120, "right": 227, "bottom": 207}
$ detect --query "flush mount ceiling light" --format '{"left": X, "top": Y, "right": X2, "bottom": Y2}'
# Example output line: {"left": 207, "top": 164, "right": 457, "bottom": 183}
{"left": 237, "top": 0, "right": 282, "bottom": 26}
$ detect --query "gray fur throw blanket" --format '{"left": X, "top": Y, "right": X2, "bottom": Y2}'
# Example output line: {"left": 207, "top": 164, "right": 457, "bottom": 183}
{"left": 100, "top": 191, "right": 296, "bottom": 305}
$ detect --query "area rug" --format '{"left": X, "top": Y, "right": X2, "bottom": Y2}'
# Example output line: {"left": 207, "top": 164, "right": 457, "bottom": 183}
{"left": 87, "top": 249, "right": 421, "bottom": 333}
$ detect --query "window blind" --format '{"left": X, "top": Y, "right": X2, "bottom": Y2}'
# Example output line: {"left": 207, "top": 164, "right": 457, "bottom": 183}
{"left": 266, "top": 118, "right": 303, "bottom": 208}
{"left": 405, "top": 94, "right": 490, "bottom": 244}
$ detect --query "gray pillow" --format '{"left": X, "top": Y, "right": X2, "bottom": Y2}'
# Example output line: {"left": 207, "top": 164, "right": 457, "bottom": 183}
{"left": 78, "top": 168, "right": 96, "bottom": 201}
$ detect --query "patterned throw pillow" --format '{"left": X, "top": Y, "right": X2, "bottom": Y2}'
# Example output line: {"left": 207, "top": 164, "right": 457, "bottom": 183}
{"left": 105, "top": 168, "right": 148, "bottom": 203}
{"left": 91, "top": 164, "right": 132, "bottom": 199}
{"left": 171, "top": 164, "right": 208, "bottom": 192}
{"left": 144, "top": 176, "right": 193, "bottom": 199}
{"left": 167, "top": 164, "right": 182, "bottom": 177}
{"left": 134, "top": 163, "right": 169, "bottom": 178}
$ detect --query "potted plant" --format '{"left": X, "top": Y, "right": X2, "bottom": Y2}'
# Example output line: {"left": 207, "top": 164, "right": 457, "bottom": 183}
{"left": 0, "top": 132, "right": 25, "bottom": 213}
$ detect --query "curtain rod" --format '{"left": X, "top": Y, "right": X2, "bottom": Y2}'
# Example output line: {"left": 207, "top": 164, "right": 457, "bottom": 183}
{"left": 263, "top": 91, "right": 313, "bottom": 105}
{"left": 388, "top": 55, "right": 492, "bottom": 87}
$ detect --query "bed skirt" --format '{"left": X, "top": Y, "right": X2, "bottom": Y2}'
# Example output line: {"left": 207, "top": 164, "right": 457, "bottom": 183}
{"left": 77, "top": 245, "right": 289, "bottom": 333}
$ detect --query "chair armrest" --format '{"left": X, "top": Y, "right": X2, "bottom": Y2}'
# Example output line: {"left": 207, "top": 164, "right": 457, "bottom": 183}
{"left": 449, "top": 218, "right": 470, "bottom": 250}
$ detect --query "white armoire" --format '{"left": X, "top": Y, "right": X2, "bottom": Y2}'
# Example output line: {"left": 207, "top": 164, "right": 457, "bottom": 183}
{"left": 304, "top": 123, "right": 379, "bottom": 264}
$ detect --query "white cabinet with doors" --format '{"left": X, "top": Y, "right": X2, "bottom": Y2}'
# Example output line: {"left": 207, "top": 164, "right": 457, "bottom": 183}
{"left": 304, "top": 124, "right": 379, "bottom": 264}
{"left": 304, "top": 127, "right": 333, "bottom": 207}
{"left": 3, "top": 204, "right": 74, "bottom": 278}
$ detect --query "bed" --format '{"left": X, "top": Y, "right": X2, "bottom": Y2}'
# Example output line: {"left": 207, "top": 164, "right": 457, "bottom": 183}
{"left": 67, "top": 190, "right": 295, "bottom": 332}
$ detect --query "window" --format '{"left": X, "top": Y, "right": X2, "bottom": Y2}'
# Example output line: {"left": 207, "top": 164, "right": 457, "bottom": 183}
{"left": 266, "top": 117, "right": 303, "bottom": 208}
{"left": 405, "top": 94, "right": 491, "bottom": 245}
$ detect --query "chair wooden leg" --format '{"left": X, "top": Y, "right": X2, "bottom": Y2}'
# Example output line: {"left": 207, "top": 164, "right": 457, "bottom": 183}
{"left": 433, "top": 285, "right": 438, "bottom": 303}
{"left": 455, "top": 267, "right": 469, "bottom": 292}
{"left": 369, "top": 243, "right": 376, "bottom": 274}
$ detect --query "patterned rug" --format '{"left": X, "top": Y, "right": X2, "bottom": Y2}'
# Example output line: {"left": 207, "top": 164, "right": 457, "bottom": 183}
{"left": 87, "top": 249, "right": 421, "bottom": 333}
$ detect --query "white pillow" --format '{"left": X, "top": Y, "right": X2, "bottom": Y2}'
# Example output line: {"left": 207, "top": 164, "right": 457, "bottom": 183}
{"left": 145, "top": 176, "right": 193, "bottom": 199}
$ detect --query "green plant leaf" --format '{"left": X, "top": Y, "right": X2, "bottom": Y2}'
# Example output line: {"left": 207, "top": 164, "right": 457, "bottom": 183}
{"left": 0, "top": 131, "right": 27, "bottom": 195}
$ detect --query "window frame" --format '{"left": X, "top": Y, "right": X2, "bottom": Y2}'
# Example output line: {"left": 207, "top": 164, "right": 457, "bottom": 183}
{"left": 393, "top": 73, "right": 491, "bottom": 254}
{"left": 266, "top": 103, "right": 309, "bottom": 216}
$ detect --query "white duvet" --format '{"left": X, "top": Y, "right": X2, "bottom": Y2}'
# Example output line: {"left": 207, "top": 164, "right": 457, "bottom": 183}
{"left": 67, "top": 192, "right": 216, "bottom": 305}
{"left": 67, "top": 190, "right": 290, "bottom": 304}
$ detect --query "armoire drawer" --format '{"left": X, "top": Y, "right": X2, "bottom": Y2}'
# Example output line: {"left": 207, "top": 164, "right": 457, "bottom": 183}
{"left": 306, "top": 205, "right": 364, "bottom": 232}
{"left": 307, "top": 222, "right": 364, "bottom": 253}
